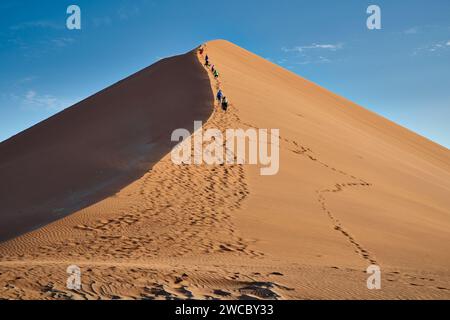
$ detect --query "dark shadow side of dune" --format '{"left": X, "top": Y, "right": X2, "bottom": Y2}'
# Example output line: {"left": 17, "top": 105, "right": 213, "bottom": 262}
{"left": 0, "top": 48, "right": 213, "bottom": 242}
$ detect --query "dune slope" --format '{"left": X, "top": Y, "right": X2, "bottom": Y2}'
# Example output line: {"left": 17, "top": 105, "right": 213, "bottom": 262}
{"left": 0, "top": 40, "right": 449, "bottom": 299}
{"left": 0, "top": 51, "right": 212, "bottom": 242}
{"left": 204, "top": 40, "right": 450, "bottom": 272}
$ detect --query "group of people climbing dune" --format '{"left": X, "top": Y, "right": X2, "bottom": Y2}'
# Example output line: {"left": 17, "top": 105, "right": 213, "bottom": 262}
{"left": 199, "top": 46, "right": 228, "bottom": 111}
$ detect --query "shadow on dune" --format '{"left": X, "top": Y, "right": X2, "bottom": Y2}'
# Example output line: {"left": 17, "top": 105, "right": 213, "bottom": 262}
{"left": 0, "top": 49, "right": 213, "bottom": 242}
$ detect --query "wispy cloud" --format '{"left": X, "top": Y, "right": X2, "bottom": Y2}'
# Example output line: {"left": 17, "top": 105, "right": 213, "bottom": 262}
{"left": 50, "top": 37, "right": 75, "bottom": 48}
{"left": 282, "top": 43, "right": 344, "bottom": 53}
{"left": 7, "top": 36, "right": 77, "bottom": 58}
{"left": 413, "top": 40, "right": 450, "bottom": 56}
{"left": 10, "top": 20, "right": 63, "bottom": 31}
{"left": 280, "top": 42, "right": 343, "bottom": 66}
{"left": 118, "top": 5, "right": 140, "bottom": 20}
{"left": 400, "top": 24, "right": 450, "bottom": 35}
{"left": 296, "top": 56, "right": 331, "bottom": 65}
{"left": 91, "top": 5, "right": 141, "bottom": 27}
{"left": 22, "top": 90, "right": 67, "bottom": 111}
{"left": 403, "top": 27, "right": 419, "bottom": 35}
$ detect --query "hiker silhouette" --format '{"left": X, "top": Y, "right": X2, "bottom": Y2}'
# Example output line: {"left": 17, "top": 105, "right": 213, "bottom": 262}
{"left": 221, "top": 96, "right": 228, "bottom": 111}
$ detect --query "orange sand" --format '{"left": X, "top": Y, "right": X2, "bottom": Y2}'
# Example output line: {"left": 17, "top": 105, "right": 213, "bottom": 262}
{"left": 0, "top": 40, "right": 449, "bottom": 299}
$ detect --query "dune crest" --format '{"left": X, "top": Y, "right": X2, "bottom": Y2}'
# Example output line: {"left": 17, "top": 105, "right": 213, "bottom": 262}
{"left": 0, "top": 40, "right": 449, "bottom": 299}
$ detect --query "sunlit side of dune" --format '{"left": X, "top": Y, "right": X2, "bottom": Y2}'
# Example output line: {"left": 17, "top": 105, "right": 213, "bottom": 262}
{"left": 205, "top": 40, "right": 450, "bottom": 273}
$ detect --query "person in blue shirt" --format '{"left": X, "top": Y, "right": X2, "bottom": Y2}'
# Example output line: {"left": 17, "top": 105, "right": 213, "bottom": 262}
{"left": 216, "top": 89, "right": 223, "bottom": 102}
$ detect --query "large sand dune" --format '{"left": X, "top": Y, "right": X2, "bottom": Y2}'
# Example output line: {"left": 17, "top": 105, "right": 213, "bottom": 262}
{"left": 0, "top": 52, "right": 212, "bottom": 242}
{"left": 0, "top": 40, "right": 449, "bottom": 299}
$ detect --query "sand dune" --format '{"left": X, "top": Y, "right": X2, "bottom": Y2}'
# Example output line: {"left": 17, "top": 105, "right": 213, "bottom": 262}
{"left": 0, "top": 51, "right": 212, "bottom": 242}
{"left": 0, "top": 40, "right": 449, "bottom": 299}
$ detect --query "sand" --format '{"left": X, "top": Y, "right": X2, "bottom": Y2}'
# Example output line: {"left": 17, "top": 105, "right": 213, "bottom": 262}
{"left": 0, "top": 40, "right": 449, "bottom": 299}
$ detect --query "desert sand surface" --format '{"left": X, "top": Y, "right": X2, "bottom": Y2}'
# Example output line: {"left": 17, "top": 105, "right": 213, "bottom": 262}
{"left": 0, "top": 40, "right": 449, "bottom": 300}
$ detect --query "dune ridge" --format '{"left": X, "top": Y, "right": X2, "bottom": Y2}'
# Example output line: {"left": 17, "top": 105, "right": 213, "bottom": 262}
{"left": 0, "top": 40, "right": 449, "bottom": 299}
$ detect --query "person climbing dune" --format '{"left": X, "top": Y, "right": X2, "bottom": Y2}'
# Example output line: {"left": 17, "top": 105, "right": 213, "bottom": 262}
{"left": 213, "top": 69, "right": 219, "bottom": 78}
{"left": 221, "top": 96, "right": 228, "bottom": 111}
{"left": 216, "top": 89, "right": 223, "bottom": 102}
{"left": 199, "top": 47, "right": 204, "bottom": 55}
{"left": 211, "top": 64, "right": 215, "bottom": 73}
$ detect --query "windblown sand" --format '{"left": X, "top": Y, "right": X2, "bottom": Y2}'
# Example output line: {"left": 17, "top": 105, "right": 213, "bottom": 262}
{"left": 0, "top": 40, "right": 449, "bottom": 299}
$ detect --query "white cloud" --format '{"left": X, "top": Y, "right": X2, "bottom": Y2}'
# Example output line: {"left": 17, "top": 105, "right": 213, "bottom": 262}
{"left": 282, "top": 43, "right": 343, "bottom": 53}
{"left": 413, "top": 40, "right": 450, "bottom": 55}
{"left": 280, "top": 43, "right": 342, "bottom": 66}
{"left": 296, "top": 56, "right": 332, "bottom": 65}
{"left": 23, "top": 90, "right": 67, "bottom": 111}
{"left": 404, "top": 27, "right": 419, "bottom": 34}
{"left": 26, "top": 90, "right": 36, "bottom": 100}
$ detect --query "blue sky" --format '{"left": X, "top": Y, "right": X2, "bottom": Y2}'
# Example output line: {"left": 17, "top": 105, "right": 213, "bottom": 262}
{"left": 1, "top": 0, "right": 449, "bottom": 147}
